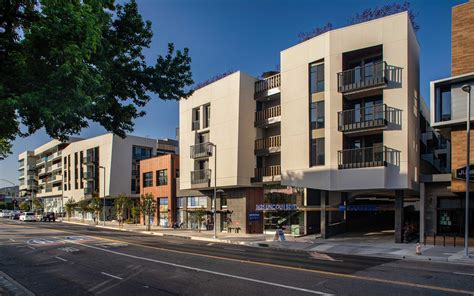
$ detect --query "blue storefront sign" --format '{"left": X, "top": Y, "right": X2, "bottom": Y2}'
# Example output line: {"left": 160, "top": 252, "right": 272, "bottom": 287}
{"left": 255, "top": 204, "right": 298, "bottom": 211}
{"left": 248, "top": 212, "right": 260, "bottom": 221}
{"left": 339, "top": 205, "right": 378, "bottom": 212}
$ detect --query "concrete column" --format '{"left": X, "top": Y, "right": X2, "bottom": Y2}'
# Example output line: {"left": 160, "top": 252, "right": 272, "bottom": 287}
{"left": 419, "top": 183, "right": 425, "bottom": 244}
{"left": 320, "top": 191, "right": 328, "bottom": 239}
{"left": 395, "top": 190, "right": 404, "bottom": 243}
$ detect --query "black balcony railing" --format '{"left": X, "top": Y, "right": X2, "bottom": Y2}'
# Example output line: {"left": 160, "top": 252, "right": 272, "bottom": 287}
{"left": 337, "top": 61, "right": 402, "bottom": 93}
{"left": 338, "top": 146, "right": 400, "bottom": 169}
{"left": 191, "top": 169, "right": 211, "bottom": 185}
{"left": 338, "top": 104, "right": 401, "bottom": 132}
{"left": 190, "top": 142, "right": 212, "bottom": 159}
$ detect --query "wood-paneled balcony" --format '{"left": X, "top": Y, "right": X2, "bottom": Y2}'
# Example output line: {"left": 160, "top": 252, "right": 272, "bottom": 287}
{"left": 255, "top": 73, "right": 281, "bottom": 100}
{"left": 255, "top": 135, "right": 281, "bottom": 156}
{"left": 252, "top": 165, "right": 281, "bottom": 183}
{"left": 255, "top": 105, "right": 281, "bottom": 128}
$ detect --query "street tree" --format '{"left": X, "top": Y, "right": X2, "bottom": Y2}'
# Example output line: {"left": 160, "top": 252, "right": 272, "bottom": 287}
{"left": 19, "top": 201, "right": 30, "bottom": 212}
{"left": 65, "top": 199, "right": 76, "bottom": 221}
{"left": 89, "top": 196, "right": 103, "bottom": 225}
{"left": 32, "top": 197, "right": 42, "bottom": 214}
{"left": 0, "top": 0, "right": 193, "bottom": 158}
{"left": 139, "top": 193, "right": 156, "bottom": 231}
{"left": 192, "top": 209, "right": 208, "bottom": 232}
{"left": 77, "top": 199, "right": 91, "bottom": 223}
{"left": 114, "top": 193, "right": 131, "bottom": 228}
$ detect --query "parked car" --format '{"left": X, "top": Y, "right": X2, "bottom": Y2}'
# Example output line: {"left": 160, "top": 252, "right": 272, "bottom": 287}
{"left": 19, "top": 212, "right": 37, "bottom": 222}
{"left": 41, "top": 212, "right": 56, "bottom": 222}
{"left": 9, "top": 211, "right": 21, "bottom": 220}
{"left": 0, "top": 210, "right": 11, "bottom": 218}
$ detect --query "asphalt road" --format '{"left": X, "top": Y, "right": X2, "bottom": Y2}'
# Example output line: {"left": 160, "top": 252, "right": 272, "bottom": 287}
{"left": 0, "top": 219, "right": 474, "bottom": 296}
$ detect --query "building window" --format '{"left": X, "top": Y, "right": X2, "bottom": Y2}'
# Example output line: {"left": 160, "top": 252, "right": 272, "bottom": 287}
{"left": 203, "top": 104, "right": 211, "bottom": 128}
{"left": 188, "top": 196, "right": 207, "bottom": 208}
{"left": 310, "top": 63, "right": 324, "bottom": 93}
{"left": 159, "top": 198, "right": 169, "bottom": 227}
{"left": 157, "top": 169, "right": 168, "bottom": 186}
{"left": 192, "top": 107, "right": 200, "bottom": 130}
{"left": 132, "top": 146, "right": 152, "bottom": 160}
{"left": 435, "top": 85, "right": 451, "bottom": 122}
{"left": 143, "top": 172, "right": 153, "bottom": 187}
{"left": 177, "top": 197, "right": 185, "bottom": 208}
{"left": 310, "top": 101, "right": 324, "bottom": 129}
{"left": 221, "top": 193, "right": 227, "bottom": 208}
{"left": 310, "top": 138, "right": 325, "bottom": 166}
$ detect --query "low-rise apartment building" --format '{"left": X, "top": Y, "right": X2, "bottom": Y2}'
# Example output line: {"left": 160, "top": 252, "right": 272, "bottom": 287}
{"left": 180, "top": 11, "right": 421, "bottom": 241}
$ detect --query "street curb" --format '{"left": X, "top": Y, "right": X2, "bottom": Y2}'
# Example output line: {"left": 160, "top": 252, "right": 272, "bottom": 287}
{"left": 60, "top": 221, "right": 474, "bottom": 266}
{"left": 0, "top": 270, "right": 35, "bottom": 296}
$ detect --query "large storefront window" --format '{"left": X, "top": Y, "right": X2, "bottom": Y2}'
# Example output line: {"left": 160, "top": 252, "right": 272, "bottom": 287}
{"left": 260, "top": 186, "right": 305, "bottom": 235}
{"left": 437, "top": 197, "right": 474, "bottom": 236}
{"left": 159, "top": 198, "right": 169, "bottom": 227}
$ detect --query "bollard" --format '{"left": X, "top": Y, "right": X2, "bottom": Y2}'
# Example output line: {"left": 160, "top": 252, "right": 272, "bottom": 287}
{"left": 443, "top": 235, "right": 446, "bottom": 247}
{"left": 454, "top": 235, "right": 456, "bottom": 248}
{"left": 424, "top": 233, "right": 426, "bottom": 246}
{"left": 416, "top": 243, "right": 422, "bottom": 255}
{"left": 433, "top": 234, "right": 436, "bottom": 246}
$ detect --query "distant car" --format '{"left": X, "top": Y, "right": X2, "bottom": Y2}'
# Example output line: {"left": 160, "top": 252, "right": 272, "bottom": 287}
{"left": 0, "top": 210, "right": 11, "bottom": 218}
{"left": 41, "top": 212, "right": 56, "bottom": 222}
{"left": 19, "top": 212, "right": 37, "bottom": 222}
{"left": 9, "top": 211, "right": 21, "bottom": 220}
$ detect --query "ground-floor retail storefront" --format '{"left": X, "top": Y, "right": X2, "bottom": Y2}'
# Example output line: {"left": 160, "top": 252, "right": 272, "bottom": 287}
{"left": 421, "top": 181, "right": 474, "bottom": 244}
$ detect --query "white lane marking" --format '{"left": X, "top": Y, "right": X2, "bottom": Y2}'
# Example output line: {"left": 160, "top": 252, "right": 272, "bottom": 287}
{"left": 309, "top": 252, "right": 343, "bottom": 262}
{"left": 55, "top": 256, "right": 67, "bottom": 262}
{"left": 454, "top": 272, "right": 474, "bottom": 276}
{"left": 101, "top": 272, "right": 123, "bottom": 280}
{"left": 72, "top": 241, "right": 332, "bottom": 295}
{"left": 28, "top": 246, "right": 35, "bottom": 250}
{"left": 9, "top": 238, "right": 15, "bottom": 242}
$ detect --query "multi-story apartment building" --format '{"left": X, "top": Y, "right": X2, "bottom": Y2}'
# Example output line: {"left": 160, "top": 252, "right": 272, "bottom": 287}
{"left": 61, "top": 133, "right": 157, "bottom": 219}
{"left": 18, "top": 138, "right": 81, "bottom": 212}
{"left": 180, "top": 71, "right": 264, "bottom": 234}
{"left": 140, "top": 154, "right": 179, "bottom": 227}
{"left": 180, "top": 11, "right": 420, "bottom": 242}
{"left": 18, "top": 133, "right": 164, "bottom": 217}
{"left": 422, "top": 0, "right": 474, "bottom": 244}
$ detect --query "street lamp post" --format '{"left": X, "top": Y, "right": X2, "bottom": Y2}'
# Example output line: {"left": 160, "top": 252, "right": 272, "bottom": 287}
{"left": 462, "top": 84, "right": 472, "bottom": 258}
{"left": 208, "top": 143, "right": 218, "bottom": 238}
{"left": 99, "top": 166, "right": 106, "bottom": 226}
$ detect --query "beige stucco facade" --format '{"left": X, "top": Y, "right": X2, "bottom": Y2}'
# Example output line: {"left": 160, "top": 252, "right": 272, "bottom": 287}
{"left": 280, "top": 12, "right": 420, "bottom": 192}
{"left": 179, "top": 71, "right": 257, "bottom": 190}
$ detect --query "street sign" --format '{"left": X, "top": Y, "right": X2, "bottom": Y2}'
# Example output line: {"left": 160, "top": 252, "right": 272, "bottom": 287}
{"left": 455, "top": 165, "right": 474, "bottom": 181}
{"left": 248, "top": 212, "right": 260, "bottom": 221}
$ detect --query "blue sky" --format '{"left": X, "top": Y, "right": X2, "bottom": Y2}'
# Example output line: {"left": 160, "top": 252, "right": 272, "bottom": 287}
{"left": 0, "top": 0, "right": 466, "bottom": 185}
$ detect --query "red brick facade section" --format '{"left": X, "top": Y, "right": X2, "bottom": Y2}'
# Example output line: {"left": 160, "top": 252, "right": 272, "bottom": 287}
{"left": 139, "top": 154, "right": 179, "bottom": 226}
{"left": 452, "top": 0, "right": 474, "bottom": 76}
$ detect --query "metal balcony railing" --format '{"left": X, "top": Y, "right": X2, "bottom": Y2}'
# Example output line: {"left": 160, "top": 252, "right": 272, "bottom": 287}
{"left": 192, "top": 120, "right": 200, "bottom": 131}
{"left": 255, "top": 135, "right": 281, "bottom": 154}
{"left": 190, "top": 142, "right": 212, "bottom": 159}
{"left": 337, "top": 146, "right": 400, "bottom": 169}
{"left": 191, "top": 169, "right": 211, "bottom": 185}
{"left": 255, "top": 73, "right": 281, "bottom": 94}
{"left": 337, "top": 104, "right": 401, "bottom": 132}
{"left": 255, "top": 105, "right": 281, "bottom": 126}
{"left": 337, "top": 61, "right": 402, "bottom": 93}
{"left": 254, "top": 165, "right": 281, "bottom": 180}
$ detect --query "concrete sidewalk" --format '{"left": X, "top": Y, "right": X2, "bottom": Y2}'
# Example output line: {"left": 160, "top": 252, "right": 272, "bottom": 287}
{"left": 62, "top": 219, "right": 474, "bottom": 265}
